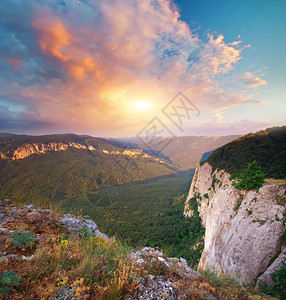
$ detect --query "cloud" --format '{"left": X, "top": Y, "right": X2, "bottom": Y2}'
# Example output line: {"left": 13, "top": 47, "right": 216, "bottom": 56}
{"left": 239, "top": 72, "right": 267, "bottom": 88}
{"left": 0, "top": 0, "right": 264, "bottom": 135}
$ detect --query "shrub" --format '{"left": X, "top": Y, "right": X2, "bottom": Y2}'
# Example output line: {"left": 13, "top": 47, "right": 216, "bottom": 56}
{"left": 203, "top": 193, "right": 209, "bottom": 199}
{"left": 9, "top": 230, "right": 37, "bottom": 249}
{"left": 0, "top": 271, "right": 22, "bottom": 295}
{"left": 232, "top": 161, "right": 265, "bottom": 191}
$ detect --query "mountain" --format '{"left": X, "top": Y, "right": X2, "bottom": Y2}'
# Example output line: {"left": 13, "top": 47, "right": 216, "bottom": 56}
{"left": 0, "top": 133, "right": 177, "bottom": 204}
{"left": 206, "top": 126, "right": 286, "bottom": 178}
{"left": 0, "top": 133, "right": 239, "bottom": 205}
{"left": 114, "top": 135, "right": 240, "bottom": 170}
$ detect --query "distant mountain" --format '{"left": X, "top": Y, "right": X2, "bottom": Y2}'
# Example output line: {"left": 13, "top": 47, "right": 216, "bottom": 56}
{"left": 206, "top": 126, "right": 286, "bottom": 178}
{"left": 115, "top": 135, "right": 239, "bottom": 170}
{"left": 0, "top": 133, "right": 239, "bottom": 205}
{"left": 0, "top": 133, "right": 177, "bottom": 204}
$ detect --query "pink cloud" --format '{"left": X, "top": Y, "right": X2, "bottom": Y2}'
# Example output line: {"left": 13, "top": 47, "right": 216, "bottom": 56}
{"left": 239, "top": 72, "right": 267, "bottom": 88}
{"left": 0, "top": 0, "right": 266, "bottom": 135}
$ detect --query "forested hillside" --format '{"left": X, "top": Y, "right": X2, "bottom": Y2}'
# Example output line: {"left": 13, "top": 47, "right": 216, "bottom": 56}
{"left": 206, "top": 126, "right": 286, "bottom": 178}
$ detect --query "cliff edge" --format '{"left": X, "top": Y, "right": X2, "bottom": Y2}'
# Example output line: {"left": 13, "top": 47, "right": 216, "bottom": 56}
{"left": 184, "top": 162, "right": 286, "bottom": 285}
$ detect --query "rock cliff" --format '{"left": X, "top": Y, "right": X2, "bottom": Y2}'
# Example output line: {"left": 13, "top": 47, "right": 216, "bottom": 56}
{"left": 184, "top": 162, "right": 286, "bottom": 285}
{"left": 0, "top": 142, "right": 160, "bottom": 162}
{"left": 0, "top": 142, "right": 96, "bottom": 160}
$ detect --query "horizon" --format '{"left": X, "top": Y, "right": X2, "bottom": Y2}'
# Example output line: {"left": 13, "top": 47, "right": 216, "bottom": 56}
{"left": 0, "top": 0, "right": 285, "bottom": 137}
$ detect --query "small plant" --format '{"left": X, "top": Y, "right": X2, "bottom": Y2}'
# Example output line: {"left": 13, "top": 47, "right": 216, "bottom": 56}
{"left": 232, "top": 161, "right": 265, "bottom": 191}
{"left": 203, "top": 193, "right": 209, "bottom": 199}
{"left": 0, "top": 271, "right": 22, "bottom": 295}
{"left": 234, "top": 196, "right": 243, "bottom": 212}
{"left": 211, "top": 175, "right": 217, "bottom": 190}
{"left": 80, "top": 227, "right": 95, "bottom": 238}
{"left": 9, "top": 231, "right": 37, "bottom": 249}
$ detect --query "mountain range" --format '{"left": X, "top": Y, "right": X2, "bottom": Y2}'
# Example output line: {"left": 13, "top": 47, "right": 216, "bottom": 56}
{"left": 0, "top": 133, "right": 238, "bottom": 204}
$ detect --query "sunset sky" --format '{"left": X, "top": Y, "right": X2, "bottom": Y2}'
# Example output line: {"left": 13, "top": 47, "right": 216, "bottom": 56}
{"left": 0, "top": 0, "right": 285, "bottom": 137}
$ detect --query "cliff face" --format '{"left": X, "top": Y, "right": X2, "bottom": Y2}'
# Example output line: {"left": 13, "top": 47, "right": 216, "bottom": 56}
{"left": 0, "top": 142, "right": 96, "bottom": 160}
{"left": 0, "top": 142, "right": 159, "bottom": 161}
{"left": 184, "top": 162, "right": 286, "bottom": 284}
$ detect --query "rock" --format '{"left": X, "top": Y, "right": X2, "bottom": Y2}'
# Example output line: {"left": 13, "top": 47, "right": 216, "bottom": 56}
{"left": 130, "top": 247, "right": 201, "bottom": 280}
{"left": 125, "top": 275, "right": 177, "bottom": 300}
{"left": 27, "top": 211, "right": 41, "bottom": 218}
{"left": 256, "top": 247, "right": 286, "bottom": 288}
{"left": 58, "top": 214, "right": 109, "bottom": 239}
{"left": 0, "top": 213, "right": 5, "bottom": 223}
{"left": 25, "top": 204, "right": 38, "bottom": 210}
{"left": 184, "top": 162, "right": 286, "bottom": 284}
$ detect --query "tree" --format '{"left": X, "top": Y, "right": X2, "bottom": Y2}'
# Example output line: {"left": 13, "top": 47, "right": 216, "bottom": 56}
{"left": 232, "top": 160, "right": 265, "bottom": 191}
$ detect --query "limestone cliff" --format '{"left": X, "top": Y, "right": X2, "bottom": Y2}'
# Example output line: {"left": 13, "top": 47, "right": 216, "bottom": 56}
{"left": 0, "top": 142, "right": 159, "bottom": 161}
{"left": 184, "top": 162, "right": 286, "bottom": 285}
{"left": 0, "top": 142, "right": 96, "bottom": 160}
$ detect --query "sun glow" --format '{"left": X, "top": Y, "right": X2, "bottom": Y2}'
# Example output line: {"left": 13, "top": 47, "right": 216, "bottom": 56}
{"left": 133, "top": 100, "right": 151, "bottom": 111}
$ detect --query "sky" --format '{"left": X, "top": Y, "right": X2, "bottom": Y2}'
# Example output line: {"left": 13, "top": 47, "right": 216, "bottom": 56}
{"left": 0, "top": 0, "right": 285, "bottom": 137}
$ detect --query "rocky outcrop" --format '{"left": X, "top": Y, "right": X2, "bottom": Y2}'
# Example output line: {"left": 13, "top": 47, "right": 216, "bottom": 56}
{"left": 0, "top": 142, "right": 166, "bottom": 163}
{"left": 126, "top": 247, "right": 204, "bottom": 300}
{"left": 0, "top": 199, "right": 108, "bottom": 243}
{"left": 0, "top": 142, "right": 97, "bottom": 160}
{"left": 58, "top": 214, "right": 109, "bottom": 240}
{"left": 184, "top": 162, "right": 286, "bottom": 284}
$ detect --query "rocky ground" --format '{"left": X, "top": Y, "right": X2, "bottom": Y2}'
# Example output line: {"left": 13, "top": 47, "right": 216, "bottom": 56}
{"left": 0, "top": 199, "right": 272, "bottom": 299}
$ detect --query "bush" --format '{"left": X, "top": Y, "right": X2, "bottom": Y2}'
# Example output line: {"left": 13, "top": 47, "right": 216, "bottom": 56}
{"left": 9, "top": 230, "right": 37, "bottom": 249}
{"left": 232, "top": 161, "right": 265, "bottom": 191}
{"left": 0, "top": 271, "right": 22, "bottom": 295}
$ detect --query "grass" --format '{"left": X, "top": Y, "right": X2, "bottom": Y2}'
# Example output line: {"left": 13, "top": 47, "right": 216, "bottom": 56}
{"left": 264, "top": 178, "right": 286, "bottom": 186}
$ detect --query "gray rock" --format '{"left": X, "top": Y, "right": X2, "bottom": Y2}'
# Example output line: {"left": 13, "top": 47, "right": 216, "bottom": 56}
{"left": 130, "top": 247, "right": 201, "bottom": 279}
{"left": 256, "top": 247, "right": 286, "bottom": 288}
{"left": 125, "top": 275, "right": 177, "bottom": 300}
{"left": 185, "top": 162, "right": 286, "bottom": 284}
{"left": 58, "top": 214, "right": 109, "bottom": 239}
{"left": 25, "top": 204, "right": 38, "bottom": 209}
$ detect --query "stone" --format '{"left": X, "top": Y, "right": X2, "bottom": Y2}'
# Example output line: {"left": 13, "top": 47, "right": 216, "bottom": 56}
{"left": 256, "top": 247, "right": 286, "bottom": 288}
{"left": 58, "top": 214, "right": 109, "bottom": 240}
{"left": 125, "top": 275, "right": 177, "bottom": 300}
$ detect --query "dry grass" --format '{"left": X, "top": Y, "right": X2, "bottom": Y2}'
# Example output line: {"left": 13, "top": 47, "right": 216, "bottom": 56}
{"left": 0, "top": 203, "right": 273, "bottom": 299}
{"left": 264, "top": 178, "right": 286, "bottom": 186}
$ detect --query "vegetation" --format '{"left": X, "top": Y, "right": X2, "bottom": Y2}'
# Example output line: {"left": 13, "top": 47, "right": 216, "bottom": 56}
{"left": 201, "top": 269, "right": 259, "bottom": 300}
{"left": 0, "top": 271, "right": 21, "bottom": 295}
{"left": 259, "top": 254, "right": 286, "bottom": 300}
{"left": 60, "top": 170, "right": 205, "bottom": 266}
{"left": 10, "top": 231, "right": 37, "bottom": 250}
{"left": 0, "top": 205, "right": 267, "bottom": 299}
{"left": 232, "top": 161, "right": 265, "bottom": 191}
{"left": 0, "top": 134, "right": 176, "bottom": 204}
{"left": 207, "top": 126, "right": 286, "bottom": 179}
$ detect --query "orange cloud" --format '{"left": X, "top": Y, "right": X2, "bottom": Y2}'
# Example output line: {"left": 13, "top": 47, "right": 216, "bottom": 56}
{"left": 33, "top": 14, "right": 72, "bottom": 62}
{"left": 0, "top": 0, "right": 267, "bottom": 136}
